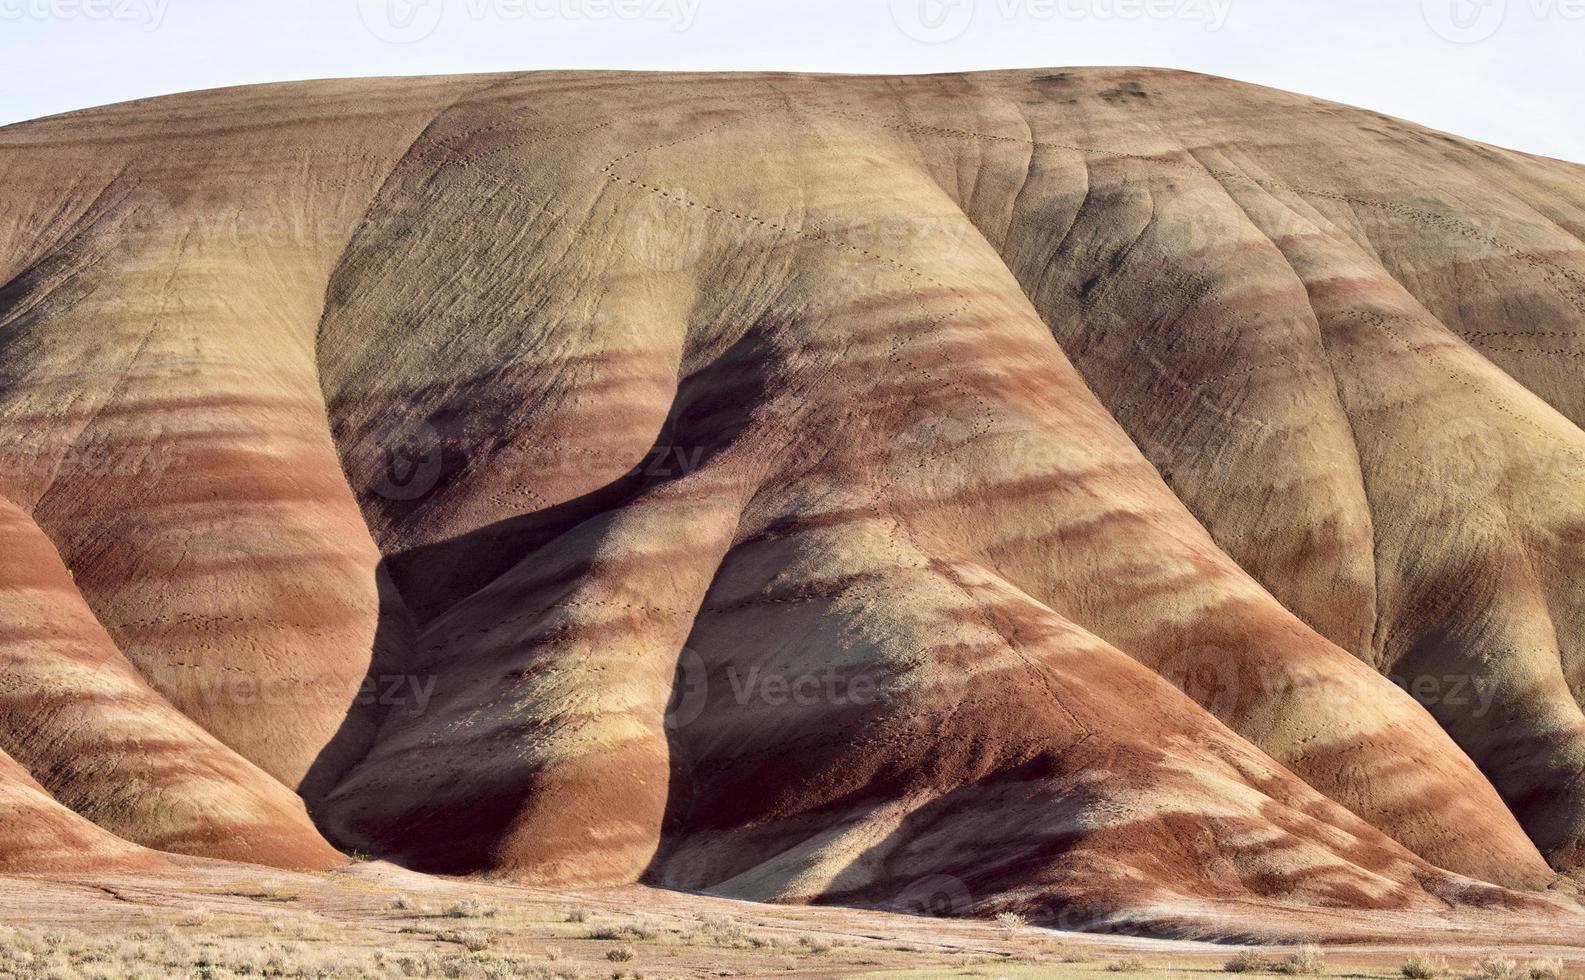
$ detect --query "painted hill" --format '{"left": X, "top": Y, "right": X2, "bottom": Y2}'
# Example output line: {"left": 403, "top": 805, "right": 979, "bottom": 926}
{"left": 2, "top": 68, "right": 1583, "bottom": 932}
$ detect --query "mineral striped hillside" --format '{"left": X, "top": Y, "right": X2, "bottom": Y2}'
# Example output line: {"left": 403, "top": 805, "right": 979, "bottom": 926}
{"left": 1, "top": 68, "right": 1583, "bottom": 934}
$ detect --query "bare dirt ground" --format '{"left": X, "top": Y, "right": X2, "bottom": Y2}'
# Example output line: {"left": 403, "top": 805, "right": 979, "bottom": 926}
{"left": 1, "top": 860, "right": 1580, "bottom": 979}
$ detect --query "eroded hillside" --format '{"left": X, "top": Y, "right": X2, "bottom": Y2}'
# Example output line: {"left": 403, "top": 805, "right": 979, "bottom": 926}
{"left": 2, "top": 68, "right": 1583, "bottom": 933}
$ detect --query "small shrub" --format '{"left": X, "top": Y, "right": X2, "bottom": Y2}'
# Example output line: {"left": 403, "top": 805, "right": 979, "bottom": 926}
{"left": 995, "top": 911, "right": 1027, "bottom": 936}
{"left": 389, "top": 894, "right": 412, "bottom": 911}
{"left": 606, "top": 945, "right": 635, "bottom": 963}
{"left": 439, "top": 929, "right": 493, "bottom": 952}
{"left": 1272, "top": 944, "right": 1325, "bottom": 975}
{"left": 1472, "top": 958, "right": 1522, "bottom": 980}
{"left": 1107, "top": 956, "right": 1145, "bottom": 972}
{"left": 589, "top": 920, "right": 657, "bottom": 942}
{"left": 1227, "top": 949, "right": 1274, "bottom": 973}
{"left": 1403, "top": 954, "right": 1450, "bottom": 978}
{"left": 797, "top": 935, "right": 833, "bottom": 954}
{"left": 565, "top": 907, "right": 590, "bottom": 923}
{"left": 690, "top": 915, "right": 771, "bottom": 950}
{"left": 445, "top": 898, "right": 499, "bottom": 919}
{"left": 1526, "top": 960, "right": 1566, "bottom": 980}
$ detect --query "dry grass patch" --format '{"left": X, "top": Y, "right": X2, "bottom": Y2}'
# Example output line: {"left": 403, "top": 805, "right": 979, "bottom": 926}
{"left": 1471, "top": 957, "right": 1522, "bottom": 980}
{"left": 437, "top": 928, "right": 494, "bottom": 951}
{"left": 605, "top": 944, "right": 635, "bottom": 962}
{"left": 1525, "top": 959, "right": 1566, "bottom": 980}
{"left": 0, "top": 924, "right": 574, "bottom": 979}
{"left": 1226, "top": 949, "right": 1274, "bottom": 973}
{"left": 445, "top": 898, "right": 499, "bottom": 919}
{"left": 678, "top": 915, "right": 776, "bottom": 950}
{"left": 1403, "top": 953, "right": 1452, "bottom": 978}
{"left": 995, "top": 911, "right": 1027, "bottom": 937}
{"left": 797, "top": 935, "right": 834, "bottom": 954}
{"left": 1272, "top": 944, "right": 1325, "bottom": 975}
{"left": 587, "top": 920, "right": 659, "bottom": 942}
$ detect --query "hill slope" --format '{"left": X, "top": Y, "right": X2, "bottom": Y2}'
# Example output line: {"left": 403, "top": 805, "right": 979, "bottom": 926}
{"left": 1, "top": 68, "right": 1583, "bottom": 931}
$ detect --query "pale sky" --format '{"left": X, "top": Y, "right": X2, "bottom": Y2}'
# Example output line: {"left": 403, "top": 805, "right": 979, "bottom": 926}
{"left": 1, "top": 0, "right": 1579, "bottom": 163}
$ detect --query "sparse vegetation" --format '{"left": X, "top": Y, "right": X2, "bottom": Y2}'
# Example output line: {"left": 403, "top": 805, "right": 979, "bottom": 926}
{"left": 0, "top": 872, "right": 1567, "bottom": 980}
{"left": 1272, "top": 944, "right": 1325, "bottom": 975}
{"left": 445, "top": 898, "right": 499, "bottom": 919}
{"left": 0, "top": 924, "right": 556, "bottom": 979}
{"left": 1403, "top": 953, "right": 1451, "bottom": 978}
{"left": 588, "top": 920, "right": 658, "bottom": 942}
{"left": 1526, "top": 959, "right": 1566, "bottom": 980}
{"left": 679, "top": 915, "right": 775, "bottom": 950}
{"left": 796, "top": 935, "right": 833, "bottom": 954}
{"left": 438, "top": 928, "right": 494, "bottom": 951}
{"left": 1227, "top": 948, "right": 1274, "bottom": 973}
{"left": 1472, "top": 957, "right": 1522, "bottom": 980}
{"left": 995, "top": 910, "right": 1028, "bottom": 936}
{"left": 605, "top": 944, "right": 635, "bottom": 962}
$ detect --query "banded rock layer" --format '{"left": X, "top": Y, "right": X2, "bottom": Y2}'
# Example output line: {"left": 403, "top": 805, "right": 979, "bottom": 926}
{"left": 2, "top": 68, "right": 1584, "bottom": 931}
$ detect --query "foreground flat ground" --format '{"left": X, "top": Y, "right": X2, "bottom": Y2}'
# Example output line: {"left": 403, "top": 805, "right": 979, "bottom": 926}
{"left": 0, "top": 860, "right": 1580, "bottom": 979}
